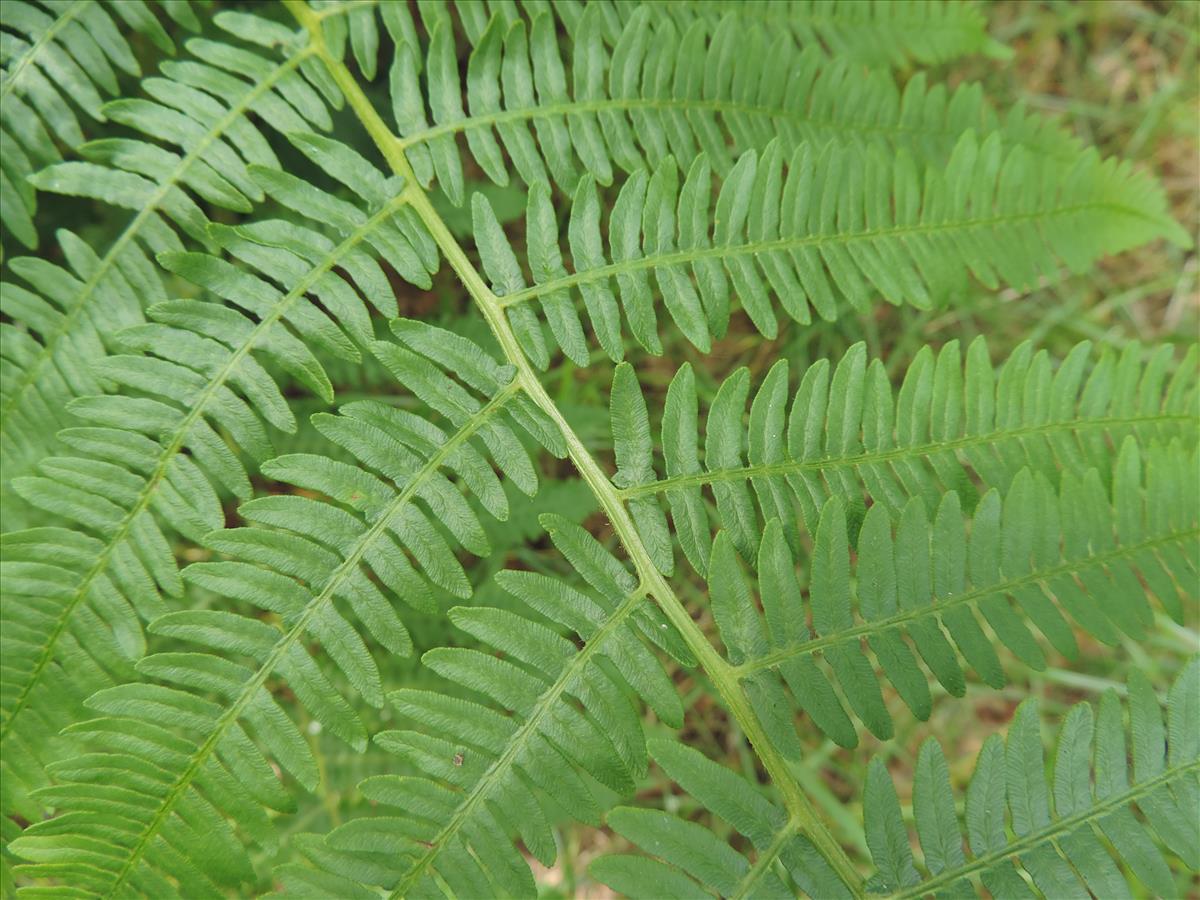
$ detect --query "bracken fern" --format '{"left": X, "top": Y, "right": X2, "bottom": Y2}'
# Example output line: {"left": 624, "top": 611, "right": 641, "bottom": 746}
{"left": 0, "top": 1, "right": 1196, "bottom": 898}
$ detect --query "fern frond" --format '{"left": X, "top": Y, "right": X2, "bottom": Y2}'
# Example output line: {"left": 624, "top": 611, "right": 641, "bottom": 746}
{"left": 324, "top": 2, "right": 1075, "bottom": 208}
{"left": 0, "top": 150, "right": 431, "bottom": 815}
{"left": 611, "top": 339, "right": 1198, "bottom": 575}
{"left": 1, "top": 12, "right": 332, "bottom": 494}
{"left": 863, "top": 659, "right": 1199, "bottom": 897}
{"left": 472, "top": 133, "right": 1187, "bottom": 366}
{"left": 188, "top": 317, "right": 563, "bottom": 641}
{"left": 0, "top": 0, "right": 198, "bottom": 249}
{"left": 268, "top": 514, "right": 692, "bottom": 899}
{"left": 592, "top": 660, "right": 1199, "bottom": 899}
{"left": 2, "top": 325, "right": 570, "bottom": 897}
{"left": 1, "top": 230, "right": 146, "bottom": 494}
{"left": 701, "top": 442, "right": 1196, "bottom": 747}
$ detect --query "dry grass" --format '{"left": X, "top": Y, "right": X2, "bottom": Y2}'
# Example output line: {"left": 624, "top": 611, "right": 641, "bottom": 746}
{"left": 962, "top": 0, "right": 1198, "bottom": 344}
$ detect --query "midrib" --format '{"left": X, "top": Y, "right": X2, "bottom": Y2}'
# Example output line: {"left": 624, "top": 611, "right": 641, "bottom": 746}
{"left": 621, "top": 413, "right": 1196, "bottom": 497}
{"left": 729, "top": 816, "right": 802, "bottom": 900}
{"left": 397, "top": 94, "right": 967, "bottom": 154}
{"left": 495, "top": 201, "right": 1163, "bottom": 310}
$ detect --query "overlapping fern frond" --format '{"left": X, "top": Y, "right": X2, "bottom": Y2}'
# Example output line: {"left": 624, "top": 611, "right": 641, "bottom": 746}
{"left": 334, "top": 1, "right": 1026, "bottom": 208}
{"left": 592, "top": 660, "right": 1199, "bottom": 899}
{"left": 270, "top": 513, "right": 693, "bottom": 899}
{"left": 695, "top": 442, "right": 1196, "bottom": 747}
{"left": 473, "top": 134, "right": 1187, "bottom": 365}
{"left": 610, "top": 339, "right": 1198, "bottom": 575}
{"left": 4, "top": 1, "right": 1184, "bottom": 487}
{"left": 2, "top": 2, "right": 1196, "bottom": 897}
{"left": 247, "top": 435, "right": 1195, "bottom": 898}
{"left": 0, "top": 137, "right": 432, "bottom": 813}
{"left": 592, "top": 738, "right": 853, "bottom": 900}
{"left": 10, "top": 508, "right": 689, "bottom": 897}
{"left": 0, "top": 0, "right": 198, "bottom": 249}
{"left": 3, "top": 323, "right": 572, "bottom": 896}
{"left": 1, "top": 0, "right": 1052, "bottom": 507}
{"left": 326, "top": 0, "right": 1002, "bottom": 85}
{"left": 1, "top": 10, "right": 330, "bottom": 495}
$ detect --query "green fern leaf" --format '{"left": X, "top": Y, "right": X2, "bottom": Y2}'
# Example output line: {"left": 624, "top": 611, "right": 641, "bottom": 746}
{"left": 645, "top": 0, "right": 1005, "bottom": 67}
{"left": 701, "top": 443, "right": 1196, "bottom": 747}
{"left": 592, "top": 660, "right": 1198, "bottom": 899}
{"left": 4, "top": 4, "right": 1195, "bottom": 896}
{"left": 613, "top": 339, "right": 1198, "bottom": 575}
{"left": 863, "top": 658, "right": 1199, "bottom": 897}
{"left": 335, "top": 2, "right": 1037, "bottom": 208}
{"left": 3, "top": 325, "right": 572, "bottom": 896}
{"left": 476, "top": 137, "right": 1187, "bottom": 364}
{"left": 1, "top": 11, "right": 332, "bottom": 500}
{"left": 592, "top": 739, "right": 853, "bottom": 899}
{"left": 258, "top": 443, "right": 1195, "bottom": 897}
{"left": 326, "top": 0, "right": 1002, "bottom": 78}
{"left": 260, "top": 513, "right": 690, "bottom": 900}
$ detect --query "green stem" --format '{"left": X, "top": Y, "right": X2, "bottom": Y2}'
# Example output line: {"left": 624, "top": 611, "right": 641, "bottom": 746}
{"left": 287, "top": 3, "right": 863, "bottom": 893}
{"left": 729, "top": 817, "right": 802, "bottom": 900}
{"left": 394, "top": 94, "right": 967, "bottom": 160}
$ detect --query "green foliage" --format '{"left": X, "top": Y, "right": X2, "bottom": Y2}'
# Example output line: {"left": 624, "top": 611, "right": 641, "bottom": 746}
{"left": 592, "top": 738, "right": 854, "bottom": 898}
{"left": 861, "top": 660, "right": 1199, "bottom": 898}
{"left": 698, "top": 443, "right": 1196, "bottom": 748}
{"left": 272, "top": 513, "right": 691, "bottom": 898}
{"left": 477, "top": 135, "right": 1187, "bottom": 365}
{"left": 614, "top": 339, "right": 1198, "bottom": 575}
{"left": 352, "top": 0, "right": 1028, "bottom": 208}
{"left": 0, "top": 142, "right": 431, "bottom": 828}
{"left": 1, "top": 4, "right": 332, "bottom": 496}
{"left": 0, "top": 0, "right": 199, "bottom": 249}
{"left": 0, "top": 2, "right": 1196, "bottom": 898}
{"left": 593, "top": 661, "right": 1199, "bottom": 898}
